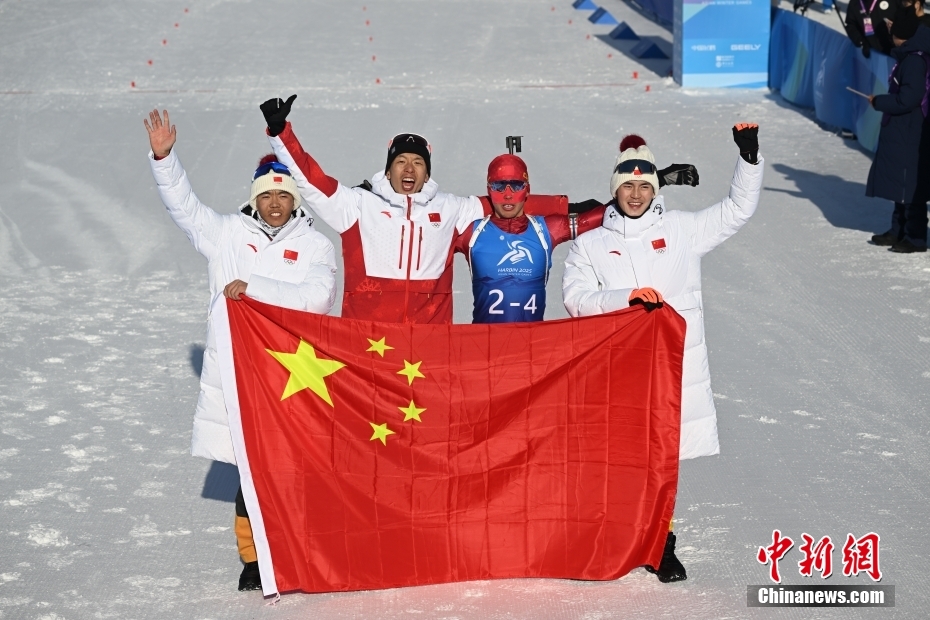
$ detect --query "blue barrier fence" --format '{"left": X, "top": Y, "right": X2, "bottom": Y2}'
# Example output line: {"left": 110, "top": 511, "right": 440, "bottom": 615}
{"left": 769, "top": 8, "right": 894, "bottom": 152}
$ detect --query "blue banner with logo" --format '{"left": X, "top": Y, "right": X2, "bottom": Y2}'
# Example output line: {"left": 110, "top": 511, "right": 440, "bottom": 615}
{"left": 674, "top": 0, "right": 770, "bottom": 88}
{"left": 768, "top": 9, "right": 894, "bottom": 152}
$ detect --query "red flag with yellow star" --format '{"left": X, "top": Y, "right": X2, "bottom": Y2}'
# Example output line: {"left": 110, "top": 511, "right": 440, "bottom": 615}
{"left": 214, "top": 296, "right": 684, "bottom": 596}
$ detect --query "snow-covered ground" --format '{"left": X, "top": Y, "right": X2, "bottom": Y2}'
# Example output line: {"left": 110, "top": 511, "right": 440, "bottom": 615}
{"left": 1, "top": 1, "right": 927, "bottom": 618}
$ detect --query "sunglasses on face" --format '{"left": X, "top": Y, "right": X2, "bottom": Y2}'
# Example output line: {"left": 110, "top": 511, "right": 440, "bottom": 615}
{"left": 253, "top": 161, "right": 292, "bottom": 180}
{"left": 614, "top": 159, "right": 657, "bottom": 175}
{"left": 488, "top": 180, "right": 527, "bottom": 192}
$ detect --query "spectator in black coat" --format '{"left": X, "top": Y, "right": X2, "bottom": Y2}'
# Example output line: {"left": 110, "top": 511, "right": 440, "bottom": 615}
{"left": 845, "top": 0, "right": 898, "bottom": 57}
{"left": 867, "top": 14, "right": 930, "bottom": 253}
{"left": 900, "top": 0, "right": 930, "bottom": 28}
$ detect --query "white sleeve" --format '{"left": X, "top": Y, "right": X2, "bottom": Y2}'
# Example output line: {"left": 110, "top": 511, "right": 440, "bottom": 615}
{"left": 246, "top": 234, "right": 337, "bottom": 315}
{"left": 268, "top": 129, "right": 362, "bottom": 233}
{"left": 690, "top": 155, "right": 764, "bottom": 257}
{"left": 149, "top": 150, "right": 226, "bottom": 259}
{"left": 561, "top": 238, "right": 632, "bottom": 317}
{"left": 454, "top": 195, "right": 486, "bottom": 234}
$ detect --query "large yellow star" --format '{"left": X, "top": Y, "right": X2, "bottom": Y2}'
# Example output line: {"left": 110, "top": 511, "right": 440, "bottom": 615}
{"left": 398, "top": 400, "right": 426, "bottom": 423}
{"left": 397, "top": 360, "right": 425, "bottom": 385}
{"left": 266, "top": 340, "right": 346, "bottom": 405}
{"left": 369, "top": 422, "right": 395, "bottom": 445}
{"left": 366, "top": 337, "right": 394, "bottom": 357}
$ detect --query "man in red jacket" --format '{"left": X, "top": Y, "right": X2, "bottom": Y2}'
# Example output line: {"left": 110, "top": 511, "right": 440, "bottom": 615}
{"left": 262, "top": 95, "right": 487, "bottom": 324}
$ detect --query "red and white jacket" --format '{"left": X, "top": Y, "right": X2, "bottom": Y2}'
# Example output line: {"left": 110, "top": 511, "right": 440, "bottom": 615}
{"left": 270, "top": 123, "right": 485, "bottom": 324}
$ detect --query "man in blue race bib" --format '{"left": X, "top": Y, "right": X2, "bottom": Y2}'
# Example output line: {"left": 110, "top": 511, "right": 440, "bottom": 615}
{"left": 455, "top": 154, "right": 605, "bottom": 323}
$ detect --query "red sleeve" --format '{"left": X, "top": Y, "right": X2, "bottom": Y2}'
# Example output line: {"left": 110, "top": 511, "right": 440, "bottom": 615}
{"left": 479, "top": 195, "right": 492, "bottom": 216}
{"left": 453, "top": 226, "right": 474, "bottom": 262}
{"left": 523, "top": 194, "right": 568, "bottom": 217}
{"left": 543, "top": 205, "right": 606, "bottom": 247}
{"left": 544, "top": 214, "right": 572, "bottom": 246}
{"left": 576, "top": 205, "right": 607, "bottom": 236}
{"left": 273, "top": 122, "right": 339, "bottom": 198}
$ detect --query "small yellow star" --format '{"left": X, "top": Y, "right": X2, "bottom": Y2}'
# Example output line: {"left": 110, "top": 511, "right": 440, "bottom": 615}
{"left": 366, "top": 337, "right": 394, "bottom": 357}
{"left": 369, "top": 422, "right": 396, "bottom": 446}
{"left": 397, "top": 360, "right": 425, "bottom": 385}
{"left": 398, "top": 400, "right": 426, "bottom": 423}
{"left": 266, "top": 340, "right": 346, "bottom": 405}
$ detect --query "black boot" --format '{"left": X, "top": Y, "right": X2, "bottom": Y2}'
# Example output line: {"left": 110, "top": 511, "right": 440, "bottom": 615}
{"left": 871, "top": 229, "right": 901, "bottom": 246}
{"left": 889, "top": 238, "right": 927, "bottom": 253}
{"left": 238, "top": 561, "right": 262, "bottom": 591}
{"left": 644, "top": 532, "right": 687, "bottom": 583}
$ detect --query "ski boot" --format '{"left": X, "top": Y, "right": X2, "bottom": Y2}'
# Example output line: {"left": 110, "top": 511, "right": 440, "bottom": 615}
{"left": 238, "top": 561, "right": 262, "bottom": 591}
{"left": 644, "top": 532, "right": 687, "bottom": 583}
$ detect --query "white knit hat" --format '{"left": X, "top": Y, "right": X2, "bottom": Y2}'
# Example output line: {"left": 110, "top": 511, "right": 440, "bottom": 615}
{"left": 609, "top": 140, "right": 659, "bottom": 198}
{"left": 249, "top": 166, "right": 301, "bottom": 209}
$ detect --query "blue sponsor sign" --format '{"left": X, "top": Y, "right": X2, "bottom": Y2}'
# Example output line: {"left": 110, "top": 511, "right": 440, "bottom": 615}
{"left": 674, "top": 0, "right": 770, "bottom": 87}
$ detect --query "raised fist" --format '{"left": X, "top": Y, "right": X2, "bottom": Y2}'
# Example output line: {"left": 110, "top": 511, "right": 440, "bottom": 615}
{"left": 260, "top": 94, "right": 297, "bottom": 137}
{"left": 732, "top": 123, "right": 759, "bottom": 164}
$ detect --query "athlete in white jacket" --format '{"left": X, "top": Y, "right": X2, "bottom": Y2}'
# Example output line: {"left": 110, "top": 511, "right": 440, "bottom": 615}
{"left": 562, "top": 124, "right": 763, "bottom": 582}
{"left": 145, "top": 109, "right": 337, "bottom": 591}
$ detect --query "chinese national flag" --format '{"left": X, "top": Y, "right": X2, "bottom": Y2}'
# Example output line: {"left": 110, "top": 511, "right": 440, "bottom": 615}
{"left": 216, "top": 296, "right": 684, "bottom": 596}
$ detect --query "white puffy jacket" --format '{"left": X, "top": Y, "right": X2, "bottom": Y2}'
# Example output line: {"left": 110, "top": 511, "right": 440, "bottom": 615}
{"left": 562, "top": 156, "right": 763, "bottom": 460}
{"left": 150, "top": 150, "right": 337, "bottom": 464}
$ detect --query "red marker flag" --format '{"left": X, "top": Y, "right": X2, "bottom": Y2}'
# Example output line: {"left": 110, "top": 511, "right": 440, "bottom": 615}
{"left": 215, "top": 297, "right": 684, "bottom": 596}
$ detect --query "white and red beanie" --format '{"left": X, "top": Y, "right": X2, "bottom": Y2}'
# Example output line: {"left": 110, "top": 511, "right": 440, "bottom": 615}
{"left": 609, "top": 135, "right": 659, "bottom": 198}
{"left": 249, "top": 154, "right": 301, "bottom": 209}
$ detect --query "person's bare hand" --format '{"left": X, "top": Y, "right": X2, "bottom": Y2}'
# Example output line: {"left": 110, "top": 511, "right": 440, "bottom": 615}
{"left": 144, "top": 109, "right": 176, "bottom": 158}
{"left": 223, "top": 280, "right": 248, "bottom": 300}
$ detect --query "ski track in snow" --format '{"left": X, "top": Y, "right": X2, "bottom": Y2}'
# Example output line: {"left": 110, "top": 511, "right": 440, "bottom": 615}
{"left": 1, "top": 0, "right": 928, "bottom": 618}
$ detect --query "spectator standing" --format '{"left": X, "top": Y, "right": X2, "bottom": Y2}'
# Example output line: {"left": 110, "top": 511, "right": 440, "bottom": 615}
{"left": 845, "top": 0, "right": 897, "bottom": 56}
{"left": 867, "top": 13, "right": 930, "bottom": 253}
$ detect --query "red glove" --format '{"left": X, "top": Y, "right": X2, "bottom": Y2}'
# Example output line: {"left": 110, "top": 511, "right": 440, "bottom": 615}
{"left": 629, "top": 287, "right": 664, "bottom": 311}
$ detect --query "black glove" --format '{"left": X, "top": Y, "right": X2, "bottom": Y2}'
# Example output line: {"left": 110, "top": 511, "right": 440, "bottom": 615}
{"left": 732, "top": 124, "right": 759, "bottom": 164}
{"left": 260, "top": 94, "right": 297, "bottom": 137}
{"left": 657, "top": 163, "right": 700, "bottom": 188}
{"left": 861, "top": 39, "right": 871, "bottom": 59}
{"left": 568, "top": 198, "right": 603, "bottom": 214}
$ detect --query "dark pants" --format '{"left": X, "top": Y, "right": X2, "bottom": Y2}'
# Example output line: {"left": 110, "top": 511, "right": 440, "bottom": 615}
{"left": 891, "top": 201, "right": 929, "bottom": 245}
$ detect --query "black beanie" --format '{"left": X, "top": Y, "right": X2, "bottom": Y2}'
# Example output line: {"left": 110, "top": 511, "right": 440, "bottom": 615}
{"left": 891, "top": 8, "right": 920, "bottom": 40}
{"left": 385, "top": 133, "right": 432, "bottom": 176}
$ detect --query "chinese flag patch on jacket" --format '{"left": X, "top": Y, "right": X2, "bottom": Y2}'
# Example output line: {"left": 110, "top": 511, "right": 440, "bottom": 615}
{"left": 283, "top": 249, "right": 298, "bottom": 262}
{"left": 215, "top": 296, "right": 685, "bottom": 596}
